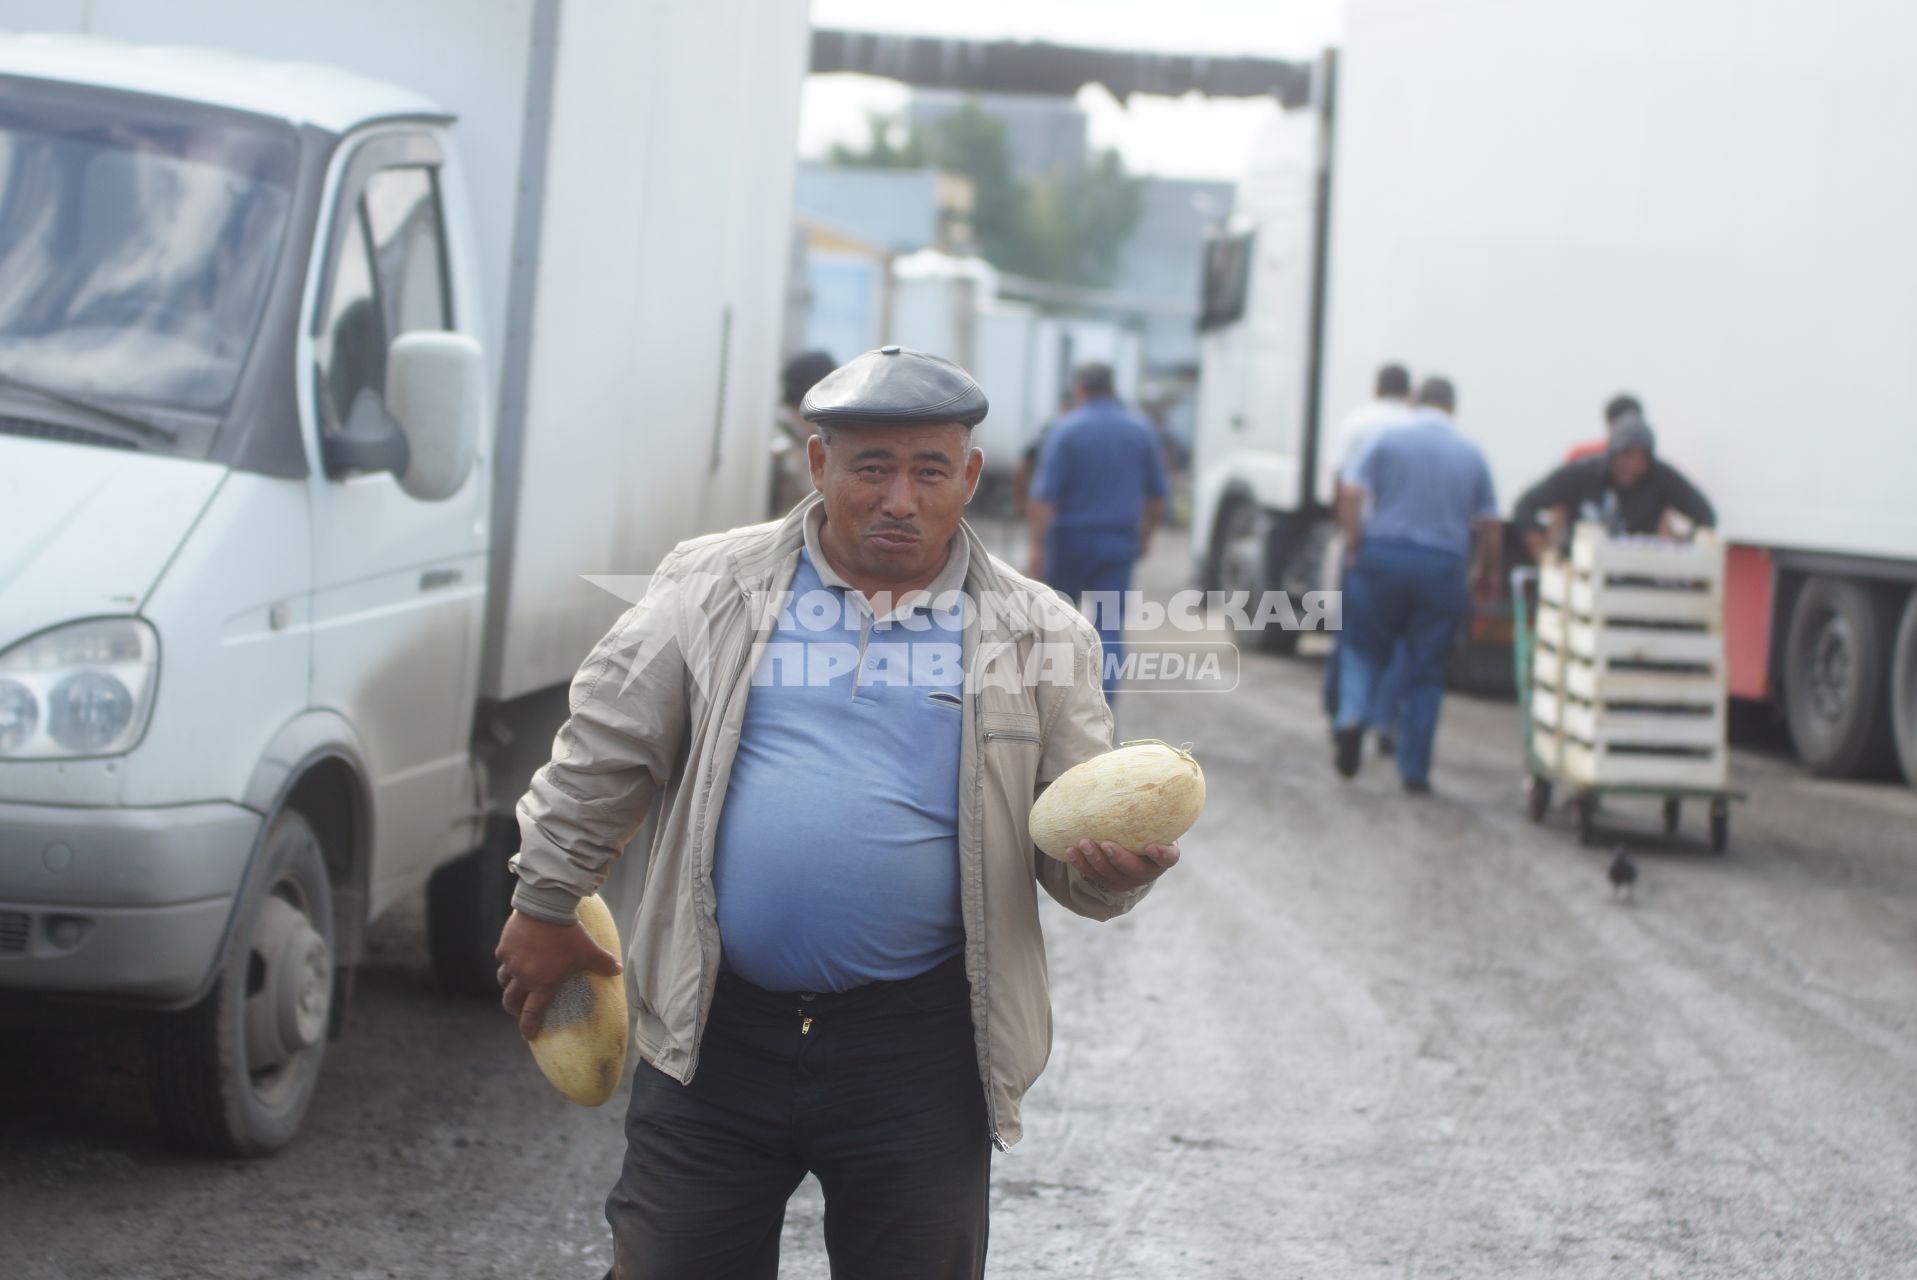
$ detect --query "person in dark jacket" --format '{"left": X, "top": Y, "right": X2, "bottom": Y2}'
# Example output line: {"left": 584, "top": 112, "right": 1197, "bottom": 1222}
{"left": 1512, "top": 414, "right": 1715, "bottom": 561}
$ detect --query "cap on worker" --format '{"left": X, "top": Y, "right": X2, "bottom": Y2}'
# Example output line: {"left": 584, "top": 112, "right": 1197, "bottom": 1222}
{"left": 1608, "top": 412, "right": 1656, "bottom": 456}
{"left": 800, "top": 344, "right": 989, "bottom": 429}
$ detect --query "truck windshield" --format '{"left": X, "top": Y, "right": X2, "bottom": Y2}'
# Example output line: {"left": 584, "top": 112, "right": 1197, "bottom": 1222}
{"left": 0, "top": 83, "right": 296, "bottom": 416}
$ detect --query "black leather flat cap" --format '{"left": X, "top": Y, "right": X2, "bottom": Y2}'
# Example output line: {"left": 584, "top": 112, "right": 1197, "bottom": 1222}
{"left": 800, "top": 345, "right": 989, "bottom": 428}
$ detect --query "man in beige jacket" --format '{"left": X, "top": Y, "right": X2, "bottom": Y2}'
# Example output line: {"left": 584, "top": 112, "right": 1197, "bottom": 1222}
{"left": 494, "top": 346, "right": 1179, "bottom": 1280}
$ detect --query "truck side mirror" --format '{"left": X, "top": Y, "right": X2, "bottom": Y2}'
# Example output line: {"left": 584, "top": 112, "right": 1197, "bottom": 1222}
{"left": 386, "top": 332, "right": 485, "bottom": 502}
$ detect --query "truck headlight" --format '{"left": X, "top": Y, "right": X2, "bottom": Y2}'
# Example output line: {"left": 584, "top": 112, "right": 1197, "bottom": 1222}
{"left": 0, "top": 679, "right": 37, "bottom": 752}
{"left": 0, "top": 619, "right": 159, "bottom": 759}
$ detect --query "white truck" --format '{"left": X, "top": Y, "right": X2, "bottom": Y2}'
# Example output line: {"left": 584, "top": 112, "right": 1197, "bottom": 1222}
{"left": 0, "top": 0, "right": 808, "bottom": 1153}
{"left": 1193, "top": 0, "right": 1917, "bottom": 782}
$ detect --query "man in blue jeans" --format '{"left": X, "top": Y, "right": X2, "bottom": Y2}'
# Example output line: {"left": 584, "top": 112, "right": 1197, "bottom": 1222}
{"left": 1333, "top": 376, "right": 1501, "bottom": 792}
{"left": 1025, "top": 362, "right": 1170, "bottom": 698}
{"left": 1322, "top": 362, "right": 1419, "bottom": 751}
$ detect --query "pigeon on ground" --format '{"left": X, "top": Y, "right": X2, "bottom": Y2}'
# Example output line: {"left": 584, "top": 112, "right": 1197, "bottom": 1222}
{"left": 1608, "top": 847, "right": 1638, "bottom": 902}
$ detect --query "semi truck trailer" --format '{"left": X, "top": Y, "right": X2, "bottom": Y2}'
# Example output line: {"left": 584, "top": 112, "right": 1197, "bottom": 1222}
{"left": 0, "top": 0, "right": 809, "bottom": 1153}
{"left": 1193, "top": 0, "right": 1917, "bottom": 784}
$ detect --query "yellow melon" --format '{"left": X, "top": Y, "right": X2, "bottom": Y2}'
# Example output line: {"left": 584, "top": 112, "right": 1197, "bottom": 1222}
{"left": 528, "top": 893, "right": 628, "bottom": 1106}
{"left": 1029, "top": 741, "right": 1205, "bottom": 861}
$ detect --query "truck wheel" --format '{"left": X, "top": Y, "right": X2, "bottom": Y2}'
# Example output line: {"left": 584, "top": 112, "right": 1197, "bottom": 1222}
{"left": 144, "top": 808, "right": 334, "bottom": 1156}
{"left": 1783, "top": 576, "right": 1898, "bottom": 777}
{"left": 1213, "top": 500, "right": 1301, "bottom": 655}
{"left": 427, "top": 816, "right": 518, "bottom": 998}
{"left": 1891, "top": 591, "right": 1917, "bottom": 788}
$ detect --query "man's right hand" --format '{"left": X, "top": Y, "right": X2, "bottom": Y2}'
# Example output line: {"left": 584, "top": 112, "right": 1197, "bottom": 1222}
{"left": 494, "top": 909, "right": 624, "bottom": 1040}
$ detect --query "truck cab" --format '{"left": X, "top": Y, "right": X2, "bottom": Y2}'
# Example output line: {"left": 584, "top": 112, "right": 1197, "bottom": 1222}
{"left": 0, "top": 35, "right": 490, "bottom": 1153}
{"left": 1190, "top": 68, "right": 1338, "bottom": 653}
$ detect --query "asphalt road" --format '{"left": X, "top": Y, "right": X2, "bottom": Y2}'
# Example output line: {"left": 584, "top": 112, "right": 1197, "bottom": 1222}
{"left": 4, "top": 537, "right": 1915, "bottom": 1278}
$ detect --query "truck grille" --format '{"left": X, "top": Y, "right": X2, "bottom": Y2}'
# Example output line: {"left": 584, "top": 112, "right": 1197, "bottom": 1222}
{"left": 0, "top": 911, "right": 27, "bottom": 954}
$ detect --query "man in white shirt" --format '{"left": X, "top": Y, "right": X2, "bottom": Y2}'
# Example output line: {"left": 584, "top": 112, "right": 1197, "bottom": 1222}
{"left": 1328, "top": 363, "right": 1415, "bottom": 484}
{"left": 1322, "top": 363, "right": 1416, "bottom": 748}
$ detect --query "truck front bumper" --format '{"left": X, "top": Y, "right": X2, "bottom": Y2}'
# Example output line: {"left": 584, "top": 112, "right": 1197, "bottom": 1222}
{"left": 0, "top": 800, "right": 261, "bottom": 1004}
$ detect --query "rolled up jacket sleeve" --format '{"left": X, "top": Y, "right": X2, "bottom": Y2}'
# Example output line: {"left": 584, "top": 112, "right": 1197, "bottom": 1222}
{"left": 1030, "top": 621, "right": 1151, "bottom": 922}
{"left": 509, "top": 559, "right": 693, "bottom": 924}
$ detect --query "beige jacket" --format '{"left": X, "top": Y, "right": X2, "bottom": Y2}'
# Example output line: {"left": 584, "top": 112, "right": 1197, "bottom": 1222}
{"left": 510, "top": 496, "right": 1148, "bottom": 1147}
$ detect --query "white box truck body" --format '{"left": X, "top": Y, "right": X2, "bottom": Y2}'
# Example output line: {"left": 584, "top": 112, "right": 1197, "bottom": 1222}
{"left": 0, "top": 0, "right": 808, "bottom": 1152}
{"left": 1194, "top": 0, "right": 1917, "bottom": 781}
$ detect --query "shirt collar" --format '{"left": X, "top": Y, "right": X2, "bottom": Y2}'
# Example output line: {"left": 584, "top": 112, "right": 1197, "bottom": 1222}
{"left": 803, "top": 504, "right": 970, "bottom": 623}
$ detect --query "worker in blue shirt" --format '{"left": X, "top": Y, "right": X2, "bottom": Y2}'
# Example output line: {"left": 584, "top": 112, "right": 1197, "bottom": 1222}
{"left": 1024, "top": 363, "right": 1170, "bottom": 697}
{"left": 1334, "top": 376, "right": 1502, "bottom": 792}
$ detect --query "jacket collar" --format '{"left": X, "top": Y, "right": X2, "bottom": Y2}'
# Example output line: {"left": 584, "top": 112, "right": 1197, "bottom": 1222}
{"left": 728, "top": 496, "right": 816, "bottom": 594}
{"left": 956, "top": 520, "right": 1032, "bottom": 641}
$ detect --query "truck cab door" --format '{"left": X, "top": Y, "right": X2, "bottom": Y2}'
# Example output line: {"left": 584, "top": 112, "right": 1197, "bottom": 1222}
{"left": 305, "top": 130, "right": 487, "bottom": 918}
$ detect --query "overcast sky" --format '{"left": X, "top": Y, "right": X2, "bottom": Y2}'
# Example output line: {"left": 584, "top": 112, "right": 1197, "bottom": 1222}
{"left": 801, "top": 0, "right": 1349, "bottom": 180}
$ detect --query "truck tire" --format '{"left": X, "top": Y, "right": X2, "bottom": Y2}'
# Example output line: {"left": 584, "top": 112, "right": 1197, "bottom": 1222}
{"left": 1212, "top": 499, "right": 1301, "bottom": 655}
{"left": 426, "top": 816, "right": 518, "bottom": 998}
{"left": 144, "top": 808, "right": 334, "bottom": 1156}
{"left": 1782, "top": 576, "right": 1898, "bottom": 778}
{"left": 1891, "top": 590, "right": 1917, "bottom": 787}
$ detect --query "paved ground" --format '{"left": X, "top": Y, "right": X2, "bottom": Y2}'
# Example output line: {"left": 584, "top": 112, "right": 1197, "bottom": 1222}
{"left": 4, "top": 537, "right": 1915, "bottom": 1278}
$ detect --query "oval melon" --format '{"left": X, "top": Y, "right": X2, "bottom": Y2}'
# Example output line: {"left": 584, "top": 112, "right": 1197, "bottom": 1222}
{"left": 528, "top": 892, "right": 628, "bottom": 1106}
{"left": 1029, "top": 741, "right": 1205, "bottom": 860}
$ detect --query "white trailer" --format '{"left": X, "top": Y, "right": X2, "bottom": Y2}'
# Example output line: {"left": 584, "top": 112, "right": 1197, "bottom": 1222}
{"left": 0, "top": 0, "right": 808, "bottom": 1152}
{"left": 1193, "top": 0, "right": 1917, "bottom": 782}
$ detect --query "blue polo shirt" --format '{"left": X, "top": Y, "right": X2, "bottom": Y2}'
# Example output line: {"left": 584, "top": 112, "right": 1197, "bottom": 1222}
{"left": 710, "top": 517, "right": 970, "bottom": 993}
{"left": 1031, "top": 397, "right": 1169, "bottom": 549}
{"left": 1349, "top": 408, "right": 1498, "bottom": 560}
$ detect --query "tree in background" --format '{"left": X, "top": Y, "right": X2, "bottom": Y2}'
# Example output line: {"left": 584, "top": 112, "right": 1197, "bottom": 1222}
{"left": 831, "top": 101, "right": 1142, "bottom": 288}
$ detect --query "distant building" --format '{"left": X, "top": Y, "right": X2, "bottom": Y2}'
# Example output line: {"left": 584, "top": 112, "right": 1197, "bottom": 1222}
{"left": 907, "top": 89, "right": 1088, "bottom": 183}
{"left": 791, "top": 163, "right": 974, "bottom": 255}
{"left": 792, "top": 219, "right": 889, "bottom": 371}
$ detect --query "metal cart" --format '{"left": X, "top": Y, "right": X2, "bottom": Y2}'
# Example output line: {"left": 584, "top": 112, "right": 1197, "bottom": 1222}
{"left": 1512, "top": 548, "right": 1741, "bottom": 852}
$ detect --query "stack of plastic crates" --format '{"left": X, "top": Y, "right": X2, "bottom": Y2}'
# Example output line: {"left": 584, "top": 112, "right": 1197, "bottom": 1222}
{"left": 1531, "top": 525, "right": 1728, "bottom": 790}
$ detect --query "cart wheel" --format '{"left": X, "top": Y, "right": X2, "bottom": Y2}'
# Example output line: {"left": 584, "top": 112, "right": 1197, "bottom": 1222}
{"left": 1575, "top": 794, "right": 1598, "bottom": 846}
{"left": 1662, "top": 797, "right": 1681, "bottom": 836}
{"left": 1526, "top": 774, "right": 1552, "bottom": 823}
{"left": 1709, "top": 798, "right": 1730, "bottom": 854}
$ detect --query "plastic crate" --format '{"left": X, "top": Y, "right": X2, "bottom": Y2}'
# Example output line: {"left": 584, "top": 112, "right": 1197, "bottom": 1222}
{"left": 1531, "top": 525, "right": 1727, "bottom": 789}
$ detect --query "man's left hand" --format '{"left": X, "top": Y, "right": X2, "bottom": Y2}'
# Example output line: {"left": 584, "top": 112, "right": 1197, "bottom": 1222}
{"left": 1065, "top": 839, "right": 1180, "bottom": 893}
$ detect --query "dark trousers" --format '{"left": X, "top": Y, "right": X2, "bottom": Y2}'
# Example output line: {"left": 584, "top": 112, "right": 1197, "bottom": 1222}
{"left": 1336, "top": 540, "right": 1469, "bottom": 786}
{"left": 606, "top": 954, "right": 990, "bottom": 1280}
{"left": 1046, "top": 528, "right": 1137, "bottom": 698}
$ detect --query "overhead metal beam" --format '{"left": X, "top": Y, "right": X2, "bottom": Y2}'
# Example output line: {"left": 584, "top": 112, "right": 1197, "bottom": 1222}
{"left": 811, "top": 28, "right": 1313, "bottom": 108}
